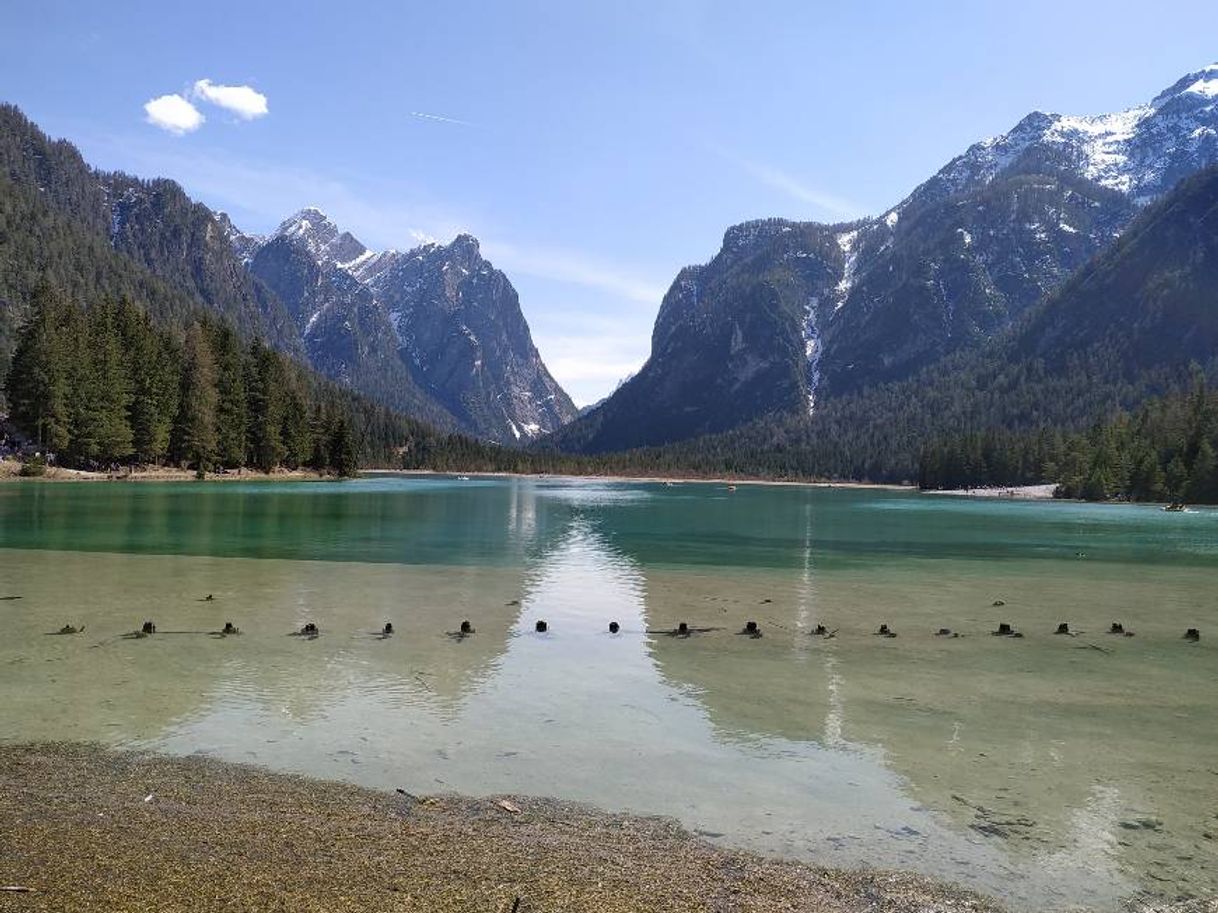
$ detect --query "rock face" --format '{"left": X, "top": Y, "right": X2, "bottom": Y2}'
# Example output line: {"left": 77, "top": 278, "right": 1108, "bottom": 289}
{"left": 245, "top": 227, "right": 450, "bottom": 428}
{"left": 240, "top": 210, "right": 577, "bottom": 442}
{"left": 363, "top": 234, "right": 577, "bottom": 441}
{"left": 554, "top": 220, "right": 842, "bottom": 452}
{"left": 555, "top": 65, "right": 1218, "bottom": 452}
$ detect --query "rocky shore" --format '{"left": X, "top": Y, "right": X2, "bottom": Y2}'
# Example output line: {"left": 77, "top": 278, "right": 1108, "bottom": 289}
{"left": 0, "top": 742, "right": 1003, "bottom": 913}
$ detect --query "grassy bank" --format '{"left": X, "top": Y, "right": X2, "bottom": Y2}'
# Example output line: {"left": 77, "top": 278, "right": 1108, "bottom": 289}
{"left": 0, "top": 742, "right": 1002, "bottom": 913}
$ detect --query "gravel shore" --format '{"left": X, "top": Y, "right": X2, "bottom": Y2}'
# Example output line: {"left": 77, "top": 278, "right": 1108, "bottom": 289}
{"left": 0, "top": 742, "right": 1005, "bottom": 913}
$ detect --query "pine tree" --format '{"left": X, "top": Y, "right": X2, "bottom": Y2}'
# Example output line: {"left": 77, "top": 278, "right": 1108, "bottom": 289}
{"left": 280, "top": 384, "right": 311, "bottom": 469}
{"left": 245, "top": 340, "right": 286, "bottom": 472}
{"left": 85, "top": 301, "right": 134, "bottom": 463}
{"left": 211, "top": 323, "right": 248, "bottom": 468}
{"left": 124, "top": 305, "right": 176, "bottom": 465}
{"left": 1187, "top": 438, "right": 1218, "bottom": 503}
{"left": 5, "top": 284, "right": 71, "bottom": 453}
{"left": 172, "top": 323, "right": 218, "bottom": 471}
{"left": 328, "top": 414, "right": 358, "bottom": 477}
{"left": 308, "top": 404, "right": 331, "bottom": 470}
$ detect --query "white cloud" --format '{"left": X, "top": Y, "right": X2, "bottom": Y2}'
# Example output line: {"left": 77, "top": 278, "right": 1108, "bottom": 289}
{"left": 143, "top": 94, "right": 205, "bottom": 135}
{"left": 192, "top": 79, "right": 268, "bottom": 120}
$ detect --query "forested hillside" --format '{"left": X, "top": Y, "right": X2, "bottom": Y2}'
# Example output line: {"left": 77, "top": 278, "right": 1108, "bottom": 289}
{"left": 0, "top": 104, "right": 301, "bottom": 375}
{"left": 919, "top": 379, "right": 1218, "bottom": 504}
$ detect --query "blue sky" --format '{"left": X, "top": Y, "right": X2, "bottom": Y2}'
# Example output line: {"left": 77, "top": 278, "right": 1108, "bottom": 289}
{"left": 3, "top": 1, "right": 1216, "bottom": 405}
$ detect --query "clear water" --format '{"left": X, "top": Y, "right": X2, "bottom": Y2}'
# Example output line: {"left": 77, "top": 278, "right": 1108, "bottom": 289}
{"left": 0, "top": 475, "right": 1215, "bottom": 909}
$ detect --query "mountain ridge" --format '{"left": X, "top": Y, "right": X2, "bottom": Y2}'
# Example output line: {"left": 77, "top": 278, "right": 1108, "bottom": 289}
{"left": 237, "top": 207, "right": 578, "bottom": 442}
{"left": 551, "top": 64, "right": 1218, "bottom": 453}
{"left": 0, "top": 102, "right": 576, "bottom": 443}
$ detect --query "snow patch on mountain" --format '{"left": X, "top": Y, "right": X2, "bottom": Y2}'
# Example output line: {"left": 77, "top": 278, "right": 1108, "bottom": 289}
{"left": 833, "top": 229, "right": 860, "bottom": 312}
{"left": 915, "top": 64, "right": 1218, "bottom": 208}
{"left": 803, "top": 296, "right": 822, "bottom": 414}
{"left": 1182, "top": 70, "right": 1218, "bottom": 99}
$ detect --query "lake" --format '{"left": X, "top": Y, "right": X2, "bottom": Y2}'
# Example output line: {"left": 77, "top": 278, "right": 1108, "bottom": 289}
{"left": 0, "top": 475, "right": 1214, "bottom": 909}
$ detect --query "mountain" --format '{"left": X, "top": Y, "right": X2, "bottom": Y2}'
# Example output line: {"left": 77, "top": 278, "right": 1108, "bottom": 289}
{"left": 241, "top": 214, "right": 454, "bottom": 429}
{"left": 0, "top": 108, "right": 517, "bottom": 473}
{"left": 612, "top": 164, "right": 1218, "bottom": 483}
{"left": 0, "top": 104, "right": 574, "bottom": 443}
{"left": 236, "top": 209, "right": 578, "bottom": 442}
{"left": 555, "top": 65, "right": 1218, "bottom": 453}
{"left": 0, "top": 105, "right": 304, "bottom": 368}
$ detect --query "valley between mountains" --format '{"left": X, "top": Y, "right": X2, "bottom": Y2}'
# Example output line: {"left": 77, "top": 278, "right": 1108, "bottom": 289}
{"left": 3, "top": 64, "right": 1218, "bottom": 483}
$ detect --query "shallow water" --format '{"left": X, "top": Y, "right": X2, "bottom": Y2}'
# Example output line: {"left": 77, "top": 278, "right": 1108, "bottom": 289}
{"left": 0, "top": 476, "right": 1215, "bottom": 909}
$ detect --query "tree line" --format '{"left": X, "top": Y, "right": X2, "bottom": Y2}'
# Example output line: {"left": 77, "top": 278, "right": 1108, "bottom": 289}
{"left": 5, "top": 286, "right": 358, "bottom": 475}
{"left": 918, "top": 377, "right": 1218, "bottom": 503}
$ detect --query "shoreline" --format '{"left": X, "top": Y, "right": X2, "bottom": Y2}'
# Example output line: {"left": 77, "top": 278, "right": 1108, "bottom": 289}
{"left": 1, "top": 458, "right": 915, "bottom": 490}
{"left": 2, "top": 462, "right": 1207, "bottom": 508}
{"left": 0, "top": 459, "right": 334, "bottom": 483}
{"left": 0, "top": 741, "right": 1002, "bottom": 913}
{"left": 371, "top": 468, "right": 916, "bottom": 490}
{"left": 920, "top": 484, "right": 1059, "bottom": 500}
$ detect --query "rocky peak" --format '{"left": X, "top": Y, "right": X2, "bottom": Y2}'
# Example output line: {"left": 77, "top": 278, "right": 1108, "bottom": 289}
{"left": 907, "top": 64, "right": 1218, "bottom": 211}
{"left": 273, "top": 207, "right": 368, "bottom": 267}
{"left": 214, "top": 211, "right": 262, "bottom": 263}
{"left": 223, "top": 208, "right": 576, "bottom": 442}
{"left": 447, "top": 232, "right": 481, "bottom": 259}
{"left": 1151, "top": 64, "right": 1218, "bottom": 109}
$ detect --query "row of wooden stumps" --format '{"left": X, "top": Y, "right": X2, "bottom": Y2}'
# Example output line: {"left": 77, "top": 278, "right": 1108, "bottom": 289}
{"left": 59, "top": 619, "right": 1203, "bottom": 642}
{"left": 894, "top": 621, "right": 1202, "bottom": 641}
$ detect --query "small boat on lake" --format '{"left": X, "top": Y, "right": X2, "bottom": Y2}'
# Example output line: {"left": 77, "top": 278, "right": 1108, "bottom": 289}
{"left": 1163, "top": 502, "right": 1187, "bottom": 512}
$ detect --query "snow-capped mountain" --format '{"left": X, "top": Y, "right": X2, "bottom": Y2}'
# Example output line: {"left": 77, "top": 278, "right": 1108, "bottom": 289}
{"left": 554, "top": 65, "right": 1218, "bottom": 453}
{"left": 240, "top": 209, "right": 577, "bottom": 442}
{"left": 908, "top": 64, "right": 1218, "bottom": 208}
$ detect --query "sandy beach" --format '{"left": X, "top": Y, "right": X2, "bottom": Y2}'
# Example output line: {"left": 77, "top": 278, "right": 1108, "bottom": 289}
{"left": 920, "top": 484, "right": 1059, "bottom": 500}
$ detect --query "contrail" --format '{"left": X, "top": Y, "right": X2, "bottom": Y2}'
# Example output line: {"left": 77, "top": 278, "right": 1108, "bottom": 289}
{"left": 409, "top": 111, "right": 473, "bottom": 127}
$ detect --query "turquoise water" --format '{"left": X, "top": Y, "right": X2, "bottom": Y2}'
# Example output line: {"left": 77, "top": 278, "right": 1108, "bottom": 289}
{"left": 0, "top": 475, "right": 1215, "bottom": 909}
